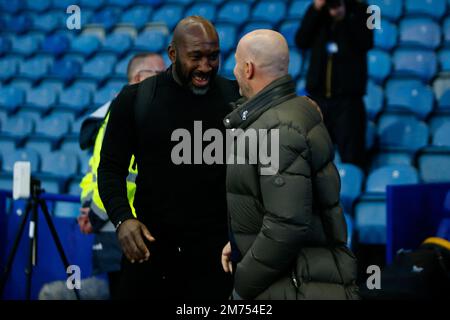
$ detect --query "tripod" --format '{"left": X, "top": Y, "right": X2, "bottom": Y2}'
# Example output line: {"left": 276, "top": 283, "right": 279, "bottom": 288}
{"left": 0, "top": 179, "right": 80, "bottom": 300}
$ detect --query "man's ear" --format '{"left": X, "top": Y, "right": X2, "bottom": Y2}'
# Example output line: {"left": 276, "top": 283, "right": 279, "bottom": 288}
{"left": 168, "top": 43, "right": 176, "bottom": 63}
{"left": 245, "top": 61, "right": 254, "bottom": 80}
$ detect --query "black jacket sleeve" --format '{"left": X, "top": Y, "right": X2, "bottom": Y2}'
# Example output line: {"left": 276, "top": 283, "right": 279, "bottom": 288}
{"left": 98, "top": 84, "right": 139, "bottom": 228}
{"left": 295, "top": 4, "right": 327, "bottom": 49}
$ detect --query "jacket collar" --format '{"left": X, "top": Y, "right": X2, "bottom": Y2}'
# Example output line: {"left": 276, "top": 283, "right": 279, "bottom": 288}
{"left": 224, "top": 75, "right": 296, "bottom": 130}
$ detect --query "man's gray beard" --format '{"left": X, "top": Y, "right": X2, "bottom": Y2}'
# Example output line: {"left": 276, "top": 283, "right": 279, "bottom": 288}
{"left": 189, "top": 84, "right": 209, "bottom": 95}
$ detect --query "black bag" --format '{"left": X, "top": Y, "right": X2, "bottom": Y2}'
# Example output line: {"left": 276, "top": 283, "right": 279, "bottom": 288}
{"left": 361, "top": 238, "right": 450, "bottom": 300}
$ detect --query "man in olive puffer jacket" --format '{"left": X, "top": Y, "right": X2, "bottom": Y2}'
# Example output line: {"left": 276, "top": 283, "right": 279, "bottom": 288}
{"left": 221, "top": 30, "right": 360, "bottom": 300}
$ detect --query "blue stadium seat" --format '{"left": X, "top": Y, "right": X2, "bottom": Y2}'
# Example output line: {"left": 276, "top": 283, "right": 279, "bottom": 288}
{"left": 71, "top": 35, "right": 101, "bottom": 57}
{"left": 432, "top": 122, "right": 450, "bottom": 147}
{"left": 41, "top": 34, "right": 70, "bottom": 56}
{"left": 90, "top": 7, "right": 121, "bottom": 30}
{"left": 364, "top": 81, "right": 384, "bottom": 120}
{"left": 251, "top": 0, "right": 287, "bottom": 24}
{"left": 0, "top": 56, "right": 20, "bottom": 81}
{"left": 418, "top": 152, "right": 450, "bottom": 182}
{"left": 221, "top": 54, "right": 235, "bottom": 79}
{"left": 11, "top": 34, "right": 41, "bottom": 56}
{"left": 370, "top": 152, "right": 413, "bottom": 170}
{"left": 9, "top": 79, "right": 33, "bottom": 91}
{"left": 68, "top": 179, "right": 82, "bottom": 196}
{"left": 289, "top": 49, "right": 303, "bottom": 79}
{"left": 217, "top": 2, "right": 250, "bottom": 25}
{"left": 81, "top": 55, "right": 115, "bottom": 81}
{"left": 40, "top": 151, "right": 78, "bottom": 178}
{"left": 51, "top": 0, "right": 76, "bottom": 9}
{"left": 336, "top": 163, "right": 364, "bottom": 213}
{"left": 393, "top": 49, "right": 437, "bottom": 81}
{"left": 24, "top": 87, "right": 57, "bottom": 113}
{"left": 386, "top": 80, "right": 434, "bottom": 119}
{"left": 71, "top": 117, "right": 85, "bottom": 135}
{"left": 15, "top": 110, "right": 41, "bottom": 126}
{"left": 102, "top": 33, "right": 132, "bottom": 55}
{"left": 374, "top": 20, "right": 398, "bottom": 50}
{"left": 18, "top": 56, "right": 52, "bottom": 81}
{"left": 31, "top": 11, "right": 64, "bottom": 33}
{"left": 185, "top": 2, "right": 216, "bottom": 21}
{"left": 78, "top": 152, "right": 92, "bottom": 175}
{"left": 399, "top": 18, "right": 441, "bottom": 49}
{"left": 377, "top": 114, "right": 429, "bottom": 152}
{"left": 279, "top": 20, "right": 299, "bottom": 47}
{"left": 368, "top": 49, "right": 391, "bottom": 83}
{"left": 439, "top": 49, "right": 450, "bottom": 73}
{"left": 121, "top": 6, "right": 153, "bottom": 29}
{"left": 405, "top": 0, "right": 446, "bottom": 20}
{"left": 444, "top": 18, "right": 450, "bottom": 45}
{"left": 216, "top": 23, "right": 237, "bottom": 54}
{"left": 0, "top": 87, "right": 25, "bottom": 112}
{"left": 152, "top": 5, "right": 183, "bottom": 30}
{"left": 354, "top": 196, "right": 387, "bottom": 244}
{"left": 438, "top": 90, "right": 450, "bottom": 111}
{"left": 288, "top": 0, "right": 310, "bottom": 19}
{"left": 25, "top": 0, "right": 50, "bottom": 11}
{"left": 79, "top": 0, "right": 105, "bottom": 9}
{"left": 366, "top": 164, "right": 419, "bottom": 193}
{"left": 2, "top": 148, "right": 40, "bottom": 173}
{"left": 94, "top": 86, "right": 119, "bottom": 106}
{"left": 366, "top": 120, "right": 376, "bottom": 150}
{"left": 114, "top": 55, "right": 133, "bottom": 77}
{"left": 106, "top": 0, "right": 134, "bottom": 7}
{"left": 53, "top": 201, "right": 80, "bottom": 217}
{"left": 0, "top": 138, "right": 16, "bottom": 154}
{"left": 71, "top": 80, "right": 98, "bottom": 95}
{"left": 368, "top": 0, "right": 403, "bottom": 21}
{"left": 239, "top": 21, "right": 273, "bottom": 40}
{"left": 0, "top": 0, "right": 24, "bottom": 13}
{"left": 134, "top": 30, "right": 167, "bottom": 52}
{"left": 296, "top": 78, "right": 307, "bottom": 96}
{"left": 34, "top": 115, "right": 70, "bottom": 139}
{"left": 344, "top": 214, "right": 354, "bottom": 248}
{"left": 38, "top": 79, "right": 64, "bottom": 95}
{"left": 60, "top": 136, "right": 81, "bottom": 154}
{"left": 429, "top": 115, "right": 450, "bottom": 134}
{"left": 0, "top": 36, "right": 11, "bottom": 55}
{"left": 59, "top": 87, "right": 92, "bottom": 112}
{"left": 24, "top": 138, "right": 53, "bottom": 160}
{"left": 4, "top": 14, "right": 33, "bottom": 34}
{"left": 0, "top": 110, "right": 6, "bottom": 127}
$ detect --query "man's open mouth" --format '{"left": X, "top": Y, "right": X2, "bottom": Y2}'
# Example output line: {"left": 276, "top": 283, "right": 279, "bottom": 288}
{"left": 192, "top": 73, "right": 210, "bottom": 87}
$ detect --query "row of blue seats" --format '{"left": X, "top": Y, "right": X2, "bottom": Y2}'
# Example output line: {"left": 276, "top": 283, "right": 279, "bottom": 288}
{"left": 2, "top": 0, "right": 449, "bottom": 34}
{"left": 0, "top": 80, "right": 123, "bottom": 112}
{"left": 1, "top": 76, "right": 449, "bottom": 122}
{"left": 2, "top": 15, "right": 450, "bottom": 57}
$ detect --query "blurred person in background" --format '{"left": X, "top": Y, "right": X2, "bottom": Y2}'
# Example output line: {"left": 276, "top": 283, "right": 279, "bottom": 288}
{"left": 296, "top": 0, "right": 373, "bottom": 169}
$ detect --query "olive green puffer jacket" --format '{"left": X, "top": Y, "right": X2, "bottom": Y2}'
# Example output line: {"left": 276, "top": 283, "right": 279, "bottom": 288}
{"left": 224, "top": 75, "right": 359, "bottom": 300}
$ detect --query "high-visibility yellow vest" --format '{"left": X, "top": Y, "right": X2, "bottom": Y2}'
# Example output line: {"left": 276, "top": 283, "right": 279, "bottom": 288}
{"left": 80, "top": 112, "right": 137, "bottom": 221}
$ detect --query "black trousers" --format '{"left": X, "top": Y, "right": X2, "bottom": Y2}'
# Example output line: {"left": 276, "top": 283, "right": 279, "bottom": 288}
{"left": 117, "top": 238, "right": 233, "bottom": 300}
{"left": 313, "top": 96, "right": 367, "bottom": 169}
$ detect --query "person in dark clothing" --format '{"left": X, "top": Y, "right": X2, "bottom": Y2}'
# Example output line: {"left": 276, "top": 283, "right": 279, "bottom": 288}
{"left": 296, "top": 0, "right": 373, "bottom": 168}
{"left": 221, "top": 30, "right": 359, "bottom": 300}
{"left": 98, "top": 16, "right": 240, "bottom": 300}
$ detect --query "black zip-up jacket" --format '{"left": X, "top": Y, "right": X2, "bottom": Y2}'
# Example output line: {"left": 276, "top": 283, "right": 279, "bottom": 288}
{"left": 224, "top": 75, "right": 359, "bottom": 299}
{"left": 98, "top": 67, "right": 240, "bottom": 244}
{"left": 296, "top": 0, "right": 373, "bottom": 98}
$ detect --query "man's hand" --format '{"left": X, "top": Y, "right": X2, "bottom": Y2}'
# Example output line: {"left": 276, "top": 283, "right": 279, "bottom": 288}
{"left": 221, "top": 241, "right": 233, "bottom": 273}
{"left": 117, "top": 219, "right": 155, "bottom": 264}
{"left": 314, "top": 0, "right": 326, "bottom": 11}
{"left": 77, "top": 208, "right": 93, "bottom": 234}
